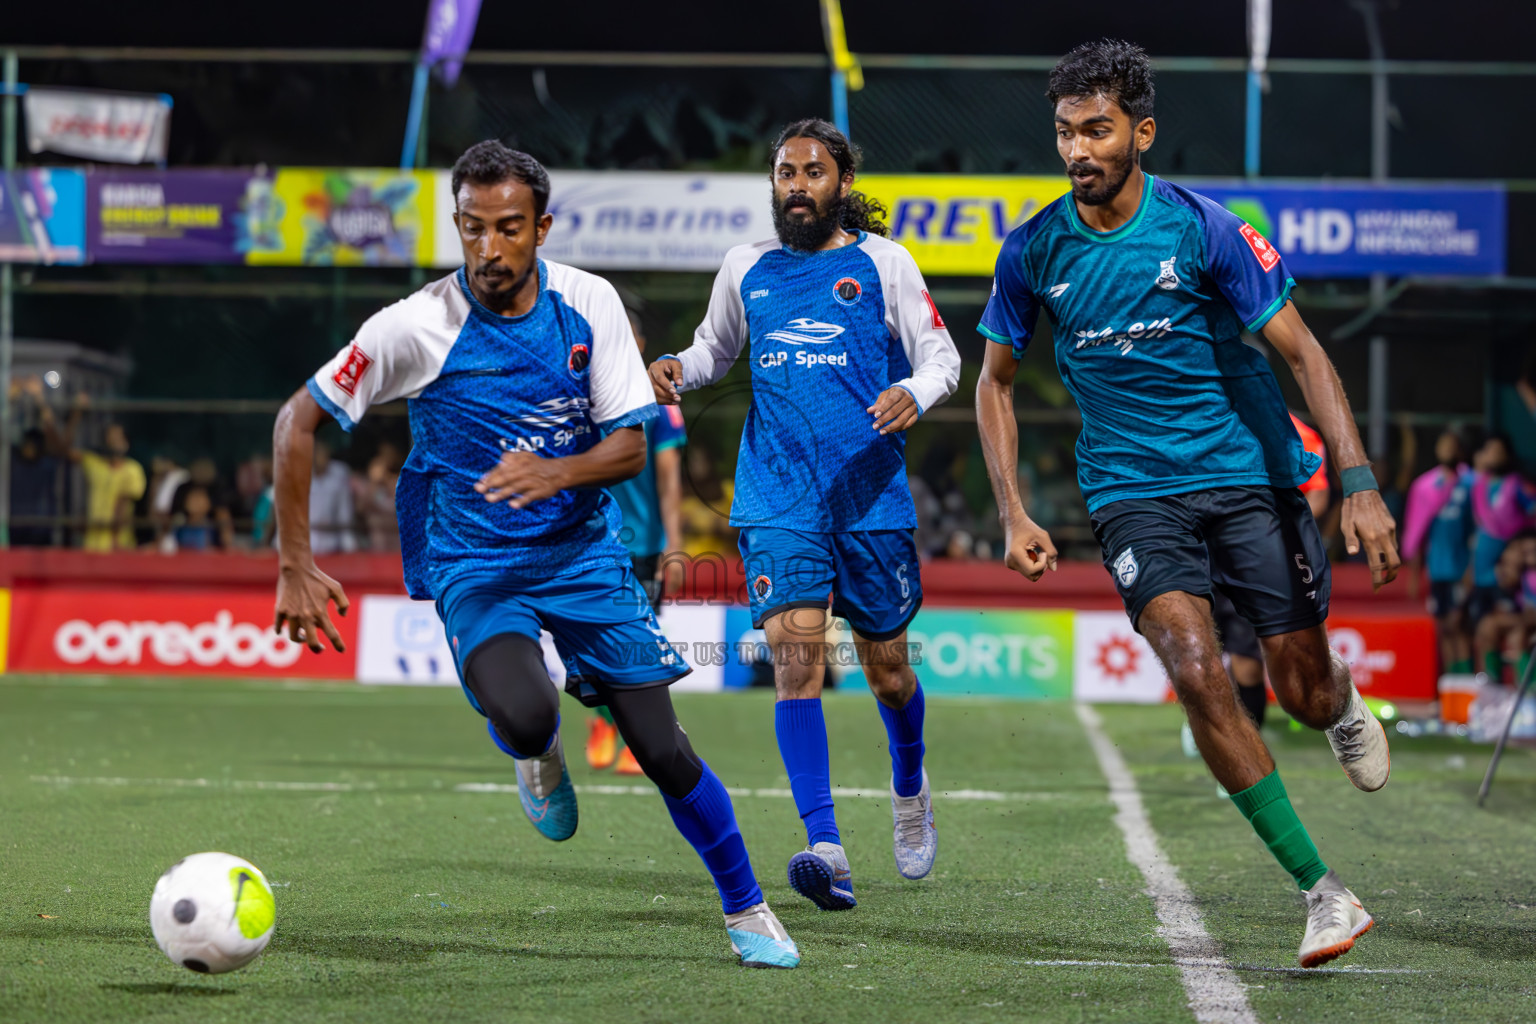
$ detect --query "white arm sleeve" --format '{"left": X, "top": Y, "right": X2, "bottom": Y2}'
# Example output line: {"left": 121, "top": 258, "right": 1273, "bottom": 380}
{"left": 671, "top": 243, "right": 763, "bottom": 391}
{"left": 874, "top": 241, "right": 961, "bottom": 414}
{"left": 568, "top": 268, "right": 658, "bottom": 429}
{"left": 307, "top": 275, "right": 462, "bottom": 431}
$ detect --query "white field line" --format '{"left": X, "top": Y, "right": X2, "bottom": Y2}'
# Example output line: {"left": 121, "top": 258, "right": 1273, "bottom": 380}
{"left": 1074, "top": 702, "right": 1260, "bottom": 1024}
{"left": 1019, "top": 959, "right": 1424, "bottom": 976}
{"left": 30, "top": 774, "right": 371, "bottom": 792}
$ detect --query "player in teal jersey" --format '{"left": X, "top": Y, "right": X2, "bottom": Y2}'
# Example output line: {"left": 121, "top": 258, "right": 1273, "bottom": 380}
{"left": 975, "top": 40, "right": 1401, "bottom": 969}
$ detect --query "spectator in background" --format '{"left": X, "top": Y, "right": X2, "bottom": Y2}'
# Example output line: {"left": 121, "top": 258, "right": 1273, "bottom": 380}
{"left": 1472, "top": 530, "right": 1536, "bottom": 685}
{"left": 10, "top": 377, "right": 63, "bottom": 546}
{"left": 1402, "top": 428, "right": 1476, "bottom": 676}
{"left": 236, "top": 454, "right": 273, "bottom": 542}
{"left": 172, "top": 485, "right": 221, "bottom": 551}
{"left": 354, "top": 442, "right": 402, "bottom": 552}
{"left": 172, "top": 458, "right": 236, "bottom": 550}
{"left": 308, "top": 440, "right": 356, "bottom": 555}
{"left": 1469, "top": 433, "right": 1536, "bottom": 658}
{"left": 60, "top": 396, "right": 145, "bottom": 552}
{"left": 679, "top": 445, "right": 736, "bottom": 558}
{"left": 148, "top": 454, "right": 190, "bottom": 547}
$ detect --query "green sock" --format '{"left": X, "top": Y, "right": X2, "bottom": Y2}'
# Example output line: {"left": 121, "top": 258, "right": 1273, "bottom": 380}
{"left": 1485, "top": 651, "right": 1504, "bottom": 679}
{"left": 1229, "top": 770, "right": 1329, "bottom": 890}
{"left": 596, "top": 706, "right": 615, "bottom": 725}
{"left": 1450, "top": 658, "right": 1473, "bottom": 675}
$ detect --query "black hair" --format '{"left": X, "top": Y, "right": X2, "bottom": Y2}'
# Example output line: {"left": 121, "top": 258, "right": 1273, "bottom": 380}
{"left": 1047, "top": 39, "right": 1156, "bottom": 124}
{"left": 770, "top": 118, "right": 889, "bottom": 237}
{"left": 450, "top": 140, "right": 551, "bottom": 218}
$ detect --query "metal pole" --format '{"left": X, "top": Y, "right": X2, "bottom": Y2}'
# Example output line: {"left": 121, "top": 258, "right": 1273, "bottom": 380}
{"left": 1, "top": 49, "right": 18, "bottom": 550}
{"left": 1478, "top": 638, "right": 1536, "bottom": 806}
{"left": 1244, "top": 68, "right": 1262, "bottom": 178}
{"left": 830, "top": 69, "right": 849, "bottom": 137}
{"left": 1356, "top": 0, "right": 1390, "bottom": 459}
{"left": 400, "top": 60, "right": 429, "bottom": 170}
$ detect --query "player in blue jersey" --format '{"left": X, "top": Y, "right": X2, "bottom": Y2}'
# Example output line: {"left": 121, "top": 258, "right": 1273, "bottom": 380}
{"left": 587, "top": 308, "right": 687, "bottom": 776}
{"left": 974, "top": 41, "right": 1400, "bottom": 968}
{"left": 649, "top": 119, "right": 961, "bottom": 911}
{"left": 270, "top": 141, "right": 798, "bottom": 969}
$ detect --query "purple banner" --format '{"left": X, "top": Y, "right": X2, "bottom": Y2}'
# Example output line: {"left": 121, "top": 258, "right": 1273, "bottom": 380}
{"left": 87, "top": 169, "right": 261, "bottom": 264}
{"left": 421, "top": 0, "right": 482, "bottom": 86}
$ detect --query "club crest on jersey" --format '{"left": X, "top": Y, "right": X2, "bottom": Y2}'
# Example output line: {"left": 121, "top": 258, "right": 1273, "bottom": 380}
{"left": 1240, "top": 223, "right": 1281, "bottom": 272}
{"left": 833, "top": 277, "right": 862, "bottom": 306}
{"left": 567, "top": 343, "right": 590, "bottom": 379}
{"left": 332, "top": 344, "right": 373, "bottom": 397}
{"left": 752, "top": 574, "right": 774, "bottom": 603}
{"left": 1113, "top": 547, "right": 1139, "bottom": 589}
{"left": 1155, "top": 256, "right": 1180, "bottom": 290}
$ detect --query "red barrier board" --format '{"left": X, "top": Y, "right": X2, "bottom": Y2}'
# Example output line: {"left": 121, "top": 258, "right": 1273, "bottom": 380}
{"left": 8, "top": 589, "right": 357, "bottom": 678}
{"left": 1325, "top": 614, "right": 1437, "bottom": 702}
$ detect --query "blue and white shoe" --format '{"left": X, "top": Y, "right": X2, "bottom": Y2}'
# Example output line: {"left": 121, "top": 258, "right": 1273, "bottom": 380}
{"left": 787, "top": 842, "right": 856, "bottom": 911}
{"left": 725, "top": 902, "right": 800, "bottom": 969}
{"left": 489, "top": 720, "right": 578, "bottom": 841}
{"left": 891, "top": 769, "right": 937, "bottom": 880}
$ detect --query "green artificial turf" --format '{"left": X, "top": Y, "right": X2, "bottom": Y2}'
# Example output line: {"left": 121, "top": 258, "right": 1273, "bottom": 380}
{"left": 2, "top": 674, "right": 1534, "bottom": 1023}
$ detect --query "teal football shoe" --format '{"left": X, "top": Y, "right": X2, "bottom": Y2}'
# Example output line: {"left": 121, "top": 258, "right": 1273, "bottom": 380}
{"left": 488, "top": 719, "right": 578, "bottom": 841}
{"left": 725, "top": 902, "right": 800, "bottom": 968}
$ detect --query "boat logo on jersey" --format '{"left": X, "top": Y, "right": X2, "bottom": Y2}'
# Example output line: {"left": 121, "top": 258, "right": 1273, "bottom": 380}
{"left": 1240, "top": 223, "right": 1282, "bottom": 273}
{"left": 752, "top": 574, "right": 774, "bottom": 602}
{"left": 1113, "top": 547, "right": 1139, "bottom": 589}
{"left": 833, "top": 277, "right": 862, "bottom": 306}
{"left": 506, "top": 397, "right": 591, "bottom": 428}
{"left": 332, "top": 344, "right": 373, "bottom": 397}
{"left": 763, "top": 318, "right": 845, "bottom": 346}
{"left": 567, "top": 342, "right": 590, "bottom": 379}
{"left": 1155, "top": 257, "right": 1180, "bottom": 290}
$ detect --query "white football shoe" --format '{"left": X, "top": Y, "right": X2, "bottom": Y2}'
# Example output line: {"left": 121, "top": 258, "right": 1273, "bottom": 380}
{"left": 1299, "top": 870, "right": 1373, "bottom": 968}
{"left": 1324, "top": 668, "right": 1391, "bottom": 792}
{"left": 891, "top": 770, "right": 937, "bottom": 880}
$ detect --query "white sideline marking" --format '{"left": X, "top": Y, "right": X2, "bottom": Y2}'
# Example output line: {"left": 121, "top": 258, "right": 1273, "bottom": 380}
{"left": 1074, "top": 702, "right": 1259, "bottom": 1024}
{"left": 1020, "top": 959, "right": 1423, "bottom": 976}
{"left": 31, "top": 774, "right": 371, "bottom": 792}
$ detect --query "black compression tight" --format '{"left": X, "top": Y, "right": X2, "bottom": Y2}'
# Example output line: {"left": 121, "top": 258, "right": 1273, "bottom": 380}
{"left": 462, "top": 632, "right": 703, "bottom": 799}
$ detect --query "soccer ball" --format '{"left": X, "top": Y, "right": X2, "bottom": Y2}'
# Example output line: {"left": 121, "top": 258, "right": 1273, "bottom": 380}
{"left": 149, "top": 852, "right": 276, "bottom": 974}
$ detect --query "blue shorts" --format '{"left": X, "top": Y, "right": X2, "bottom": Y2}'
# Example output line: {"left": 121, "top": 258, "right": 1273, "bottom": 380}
{"left": 436, "top": 561, "right": 690, "bottom": 710}
{"left": 737, "top": 527, "right": 922, "bottom": 640}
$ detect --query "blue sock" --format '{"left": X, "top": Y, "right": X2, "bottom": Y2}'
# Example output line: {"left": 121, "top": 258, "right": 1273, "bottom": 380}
{"left": 662, "top": 762, "right": 764, "bottom": 914}
{"left": 485, "top": 715, "right": 558, "bottom": 760}
{"left": 878, "top": 682, "right": 926, "bottom": 798}
{"left": 774, "top": 698, "right": 840, "bottom": 846}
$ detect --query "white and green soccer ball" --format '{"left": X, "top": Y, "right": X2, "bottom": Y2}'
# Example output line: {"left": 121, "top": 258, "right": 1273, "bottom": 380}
{"left": 150, "top": 852, "right": 276, "bottom": 974}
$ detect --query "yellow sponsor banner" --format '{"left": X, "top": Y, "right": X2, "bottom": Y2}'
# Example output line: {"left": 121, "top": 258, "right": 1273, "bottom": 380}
{"left": 246, "top": 168, "right": 436, "bottom": 266}
{"left": 860, "top": 175, "right": 1070, "bottom": 277}
{"left": 0, "top": 588, "right": 10, "bottom": 674}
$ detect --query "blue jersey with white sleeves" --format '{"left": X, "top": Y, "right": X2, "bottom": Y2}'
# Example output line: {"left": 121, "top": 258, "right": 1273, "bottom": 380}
{"left": 308, "top": 261, "right": 658, "bottom": 599}
{"left": 978, "top": 175, "right": 1319, "bottom": 513}
{"left": 671, "top": 232, "right": 961, "bottom": 531}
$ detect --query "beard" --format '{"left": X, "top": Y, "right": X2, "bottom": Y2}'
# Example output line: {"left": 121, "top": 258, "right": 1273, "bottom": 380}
{"left": 772, "top": 190, "right": 844, "bottom": 251}
{"left": 1067, "top": 137, "right": 1139, "bottom": 206}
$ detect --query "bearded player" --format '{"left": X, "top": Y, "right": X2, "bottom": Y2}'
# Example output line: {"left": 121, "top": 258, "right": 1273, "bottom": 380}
{"left": 272, "top": 141, "right": 798, "bottom": 968}
{"left": 649, "top": 119, "right": 960, "bottom": 910}
{"left": 974, "top": 41, "right": 1398, "bottom": 968}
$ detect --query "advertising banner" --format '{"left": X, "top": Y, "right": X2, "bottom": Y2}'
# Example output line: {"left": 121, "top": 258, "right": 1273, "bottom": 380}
{"left": 860, "top": 175, "right": 1070, "bottom": 277}
{"left": 421, "top": 0, "right": 483, "bottom": 87}
{"left": 0, "top": 169, "right": 86, "bottom": 265}
{"left": 1325, "top": 614, "right": 1437, "bottom": 702}
{"left": 1072, "top": 611, "right": 1173, "bottom": 704}
{"left": 24, "top": 86, "right": 172, "bottom": 165}
{"left": 87, "top": 169, "right": 263, "bottom": 264}
{"left": 438, "top": 171, "right": 772, "bottom": 273}
{"left": 248, "top": 169, "right": 436, "bottom": 266}
{"left": 1196, "top": 182, "right": 1506, "bottom": 278}
{"left": 7, "top": 589, "right": 357, "bottom": 679}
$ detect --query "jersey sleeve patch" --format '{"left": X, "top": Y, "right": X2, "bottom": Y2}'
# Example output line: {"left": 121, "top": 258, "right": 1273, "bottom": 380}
{"left": 1239, "top": 223, "right": 1282, "bottom": 273}
{"left": 922, "top": 290, "right": 946, "bottom": 330}
{"left": 331, "top": 344, "right": 374, "bottom": 397}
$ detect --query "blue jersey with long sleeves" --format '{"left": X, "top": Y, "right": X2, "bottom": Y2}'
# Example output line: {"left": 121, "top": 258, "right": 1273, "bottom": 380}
{"left": 671, "top": 233, "right": 961, "bottom": 531}
{"left": 1426, "top": 468, "right": 1475, "bottom": 583}
{"left": 308, "top": 263, "right": 658, "bottom": 599}
{"left": 979, "top": 175, "right": 1319, "bottom": 513}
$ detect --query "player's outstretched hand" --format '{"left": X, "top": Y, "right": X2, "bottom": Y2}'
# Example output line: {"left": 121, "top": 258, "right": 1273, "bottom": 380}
{"left": 649, "top": 358, "right": 683, "bottom": 405}
{"left": 1003, "top": 516, "right": 1058, "bottom": 583}
{"left": 868, "top": 387, "right": 919, "bottom": 435}
{"left": 274, "top": 563, "right": 349, "bottom": 654}
{"left": 476, "top": 450, "right": 567, "bottom": 508}
{"left": 1342, "top": 489, "right": 1401, "bottom": 591}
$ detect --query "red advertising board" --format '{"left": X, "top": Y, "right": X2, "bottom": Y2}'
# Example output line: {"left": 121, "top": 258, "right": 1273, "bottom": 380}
{"left": 1325, "top": 614, "right": 1437, "bottom": 702}
{"left": 8, "top": 589, "right": 357, "bottom": 678}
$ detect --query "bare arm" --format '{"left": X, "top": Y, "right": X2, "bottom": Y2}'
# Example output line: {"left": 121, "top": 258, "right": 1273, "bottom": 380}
{"left": 272, "top": 387, "right": 349, "bottom": 653}
{"left": 654, "top": 444, "right": 685, "bottom": 593}
{"left": 976, "top": 342, "right": 1057, "bottom": 582}
{"left": 476, "top": 425, "right": 646, "bottom": 507}
{"left": 1260, "top": 302, "right": 1400, "bottom": 589}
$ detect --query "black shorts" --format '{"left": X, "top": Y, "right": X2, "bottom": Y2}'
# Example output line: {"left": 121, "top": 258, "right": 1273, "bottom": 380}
{"left": 1211, "top": 589, "right": 1263, "bottom": 661}
{"left": 1466, "top": 584, "right": 1515, "bottom": 627}
{"left": 1427, "top": 579, "right": 1465, "bottom": 619}
{"left": 1090, "top": 486, "right": 1331, "bottom": 637}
